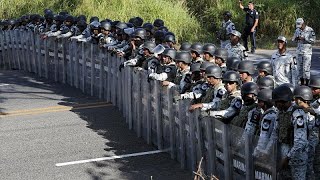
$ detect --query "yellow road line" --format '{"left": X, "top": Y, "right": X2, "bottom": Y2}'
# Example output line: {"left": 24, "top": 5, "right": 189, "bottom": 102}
{"left": 0, "top": 103, "right": 112, "bottom": 117}
{"left": 0, "top": 101, "right": 110, "bottom": 115}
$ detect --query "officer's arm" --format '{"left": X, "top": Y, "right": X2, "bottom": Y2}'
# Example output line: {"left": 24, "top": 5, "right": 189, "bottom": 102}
{"left": 149, "top": 72, "right": 168, "bottom": 81}
{"left": 287, "top": 109, "right": 308, "bottom": 159}
{"left": 58, "top": 32, "right": 73, "bottom": 38}
{"left": 47, "top": 30, "right": 62, "bottom": 37}
{"left": 209, "top": 98, "right": 242, "bottom": 119}
{"left": 239, "top": 1, "right": 244, "bottom": 9}
{"left": 262, "top": 113, "right": 278, "bottom": 153}
{"left": 311, "top": 99, "right": 320, "bottom": 115}
{"left": 202, "top": 89, "right": 226, "bottom": 111}
{"left": 123, "top": 58, "right": 138, "bottom": 67}
{"left": 305, "top": 30, "right": 316, "bottom": 44}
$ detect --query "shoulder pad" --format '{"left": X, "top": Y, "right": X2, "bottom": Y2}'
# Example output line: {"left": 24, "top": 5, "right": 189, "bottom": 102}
{"left": 164, "top": 67, "right": 172, "bottom": 73}
{"left": 315, "top": 118, "right": 320, "bottom": 127}
{"left": 216, "top": 88, "right": 226, "bottom": 98}
{"left": 201, "top": 83, "right": 209, "bottom": 91}
{"left": 262, "top": 119, "right": 271, "bottom": 131}
{"left": 232, "top": 98, "right": 243, "bottom": 110}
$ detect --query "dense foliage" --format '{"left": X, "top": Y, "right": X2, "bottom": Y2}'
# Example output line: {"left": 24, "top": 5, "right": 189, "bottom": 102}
{"left": 1, "top": 0, "right": 319, "bottom": 46}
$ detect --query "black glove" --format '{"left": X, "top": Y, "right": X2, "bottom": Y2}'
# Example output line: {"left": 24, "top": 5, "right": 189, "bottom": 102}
{"left": 119, "top": 63, "right": 124, "bottom": 72}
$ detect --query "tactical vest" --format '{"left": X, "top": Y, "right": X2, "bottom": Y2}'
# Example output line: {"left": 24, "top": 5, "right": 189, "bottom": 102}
{"left": 231, "top": 103, "right": 257, "bottom": 128}
{"left": 200, "top": 86, "right": 214, "bottom": 103}
{"left": 219, "top": 95, "right": 232, "bottom": 110}
{"left": 278, "top": 107, "right": 298, "bottom": 146}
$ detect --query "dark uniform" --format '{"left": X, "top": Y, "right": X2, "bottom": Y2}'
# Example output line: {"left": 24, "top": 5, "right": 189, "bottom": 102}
{"left": 242, "top": 7, "right": 259, "bottom": 52}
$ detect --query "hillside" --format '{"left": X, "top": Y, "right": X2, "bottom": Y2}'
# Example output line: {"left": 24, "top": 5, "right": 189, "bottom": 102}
{"left": 1, "top": 0, "right": 319, "bottom": 46}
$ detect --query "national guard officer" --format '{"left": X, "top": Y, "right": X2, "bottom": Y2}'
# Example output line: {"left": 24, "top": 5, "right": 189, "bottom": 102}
{"left": 189, "top": 65, "right": 226, "bottom": 111}
{"left": 292, "top": 18, "right": 316, "bottom": 85}
{"left": 217, "top": 11, "right": 235, "bottom": 48}
{"left": 119, "top": 29, "right": 147, "bottom": 70}
{"left": 291, "top": 86, "right": 317, "bottom": 179}
{"left": 148, "top": 48, "right": 177, "bottom": 82}
{"left": 239, "top": 1, "right": 259, "bottom": 53}
{"left": 136, "top": 41, "right": 157, "bottom": 71}
{"left": 174, "top": 62, "right": 214, "bottom": 102}
{"left": 255, "top": 61, "right": 274, "bottom": 84}
{"left": 179, "top": 42, "right": 191, "bottom": 51}
{"left": 225, "top": 30, "right": 247, "bottom": 61}
{"left": 214, "top": 48, "right": 228, "bottom": 73}
{"left": 226, "top": 57, "right": 241, "bottom": 71}
{"left": 202, "top": 43, "right": 216, "bottom": 64}
{"left": 85, "top": 21, "right": 102, "bottom": 44}
{"left": 253, "top": 89, "right": 278, "bottom": 158}
{"left": 257, "top": 76, "right": 275, "bottom": 90}
{"left": 56, "top": 15, "right": 77, "bottom": 39}
{"left": 309, "top": 76, "right": 320, "bottom": 179}
{"left": 237, "top": 60, "right": 255, "bottom": 83}
{"left": 272, "top": 85, "right": 294, "bottom": 179}
{"left": 162, "top": 51, "right": 192, "bottom": 94}
{"left": 232, "top": 82, "right": 260, "bottom": 128}
{"left": 190, "top": 42, "right": 204, "bottom": 63}
{"left": 271, "top": 36, "right": 298, "bottom": 87}
{"left": 206, "top": 71, "right": 242, "bottom": 123}
{"left": 164, "top": 33, "right": 176, "bottom": 49}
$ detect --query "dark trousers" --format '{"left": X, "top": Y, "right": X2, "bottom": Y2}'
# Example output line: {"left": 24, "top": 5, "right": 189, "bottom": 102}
{"left": 242, "top": 26, "right": 256, "bottom": 51}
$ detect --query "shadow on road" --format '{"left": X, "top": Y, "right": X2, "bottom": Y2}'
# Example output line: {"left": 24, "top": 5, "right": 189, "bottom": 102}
{"left": 0, "top": 69, "right": 191, "bottom": 180}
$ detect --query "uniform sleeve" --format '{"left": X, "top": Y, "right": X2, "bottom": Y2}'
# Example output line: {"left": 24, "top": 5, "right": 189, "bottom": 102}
{"left": 149, "top": 72, "right": 168, "bottom": 81}
{"left": 209, "top": 97, "right": 242, "bottom": 119}
{"left": 201, "top": 88, "right": 227, "bottom": 111}
{"left": 287, "top": 109, "right": 308, "bottom": 159}
{"left": 254, "top": 112, "right": 277, "bottom": 156}
{"left": 253, "top": 10, "right": 259, "bottom": 19}
{"left": 311, "top": 99, "right": 320, "bottom": 115}
{"left": 123, "top": 58, "right": 138, "bottom": 67}
{"left": 305, "top": 28, "right": 316, "bottom": 44}
{"left": 243, "top": 7, "right": 249, "bottom": 12}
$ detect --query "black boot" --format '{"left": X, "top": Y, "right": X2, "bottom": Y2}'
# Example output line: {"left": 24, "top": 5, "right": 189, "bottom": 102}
{"left": 300, "top": 78, "right": 305, "bottom": 85}
{"left": 306, "top": 79, "right": 310, "bottom": 86}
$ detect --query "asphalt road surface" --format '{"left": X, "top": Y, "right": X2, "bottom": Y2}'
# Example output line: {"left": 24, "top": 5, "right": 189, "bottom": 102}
{"left": 0, "top": 70, "right": 192, "bottom": 180}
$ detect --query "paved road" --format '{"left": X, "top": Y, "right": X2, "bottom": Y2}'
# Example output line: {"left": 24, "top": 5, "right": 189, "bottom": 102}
{"left": 248, "top": 47, "right": 320, "bottom": 75}
{"left": 0, "top": 70, "right": 192, "bottom": 180}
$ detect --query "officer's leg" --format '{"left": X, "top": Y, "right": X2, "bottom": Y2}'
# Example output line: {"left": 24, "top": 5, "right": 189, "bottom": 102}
{"left": 297, "top": 55, "right": 304, "bottom": 85}
{"left": 303, "top": 54, "right": 312, "bottom": 85}
{"left": 290, "top": 164, "right": 307, "bottom": 180}
{"left": 307, "top": 146, "right": 316, "bottom": 180}
{"left": 250, "top": 30, "right": 256, "bottom": 53}
{"left": 314, "top": 144, "right": 320, "bottom": 179}
{"left": 242, "top": 27, "right": 249, "bottom": 51}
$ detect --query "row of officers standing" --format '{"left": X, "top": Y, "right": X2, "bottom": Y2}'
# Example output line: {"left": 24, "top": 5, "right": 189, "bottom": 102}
{"left": 119, "top": 34, "right": 319, "bottom": 179}
{"left": 1, "top": 8, "right": 318, "bottom": 179}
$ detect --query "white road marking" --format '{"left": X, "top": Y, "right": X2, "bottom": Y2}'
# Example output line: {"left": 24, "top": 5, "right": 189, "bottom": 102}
{"left": 0, "top": 84, "right": 10, "bottom": 87}
{"left": 55, "top": 149, "right": 170, "bottom": 167}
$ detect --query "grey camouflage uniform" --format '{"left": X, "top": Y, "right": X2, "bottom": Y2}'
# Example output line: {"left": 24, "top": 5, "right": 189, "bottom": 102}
{"left": 201, "top": 81, "right": 227, "bottom": 111}
{"left": 208, "top": 90, "right": 242, "bottom": 121}
{"left": 225, "top": 42, "right": 247, "bottom": 61}
{"left": 271, "top": 50, "right": 298, "bottom": 86}
{"left": 292, "top": 26, "right": 316, "bottom": 80}
{"left": 287, "top": 108, "right": 309, "bottom": 180}
{"left": 253, "top": 106, "right": 278, "bottom": 158}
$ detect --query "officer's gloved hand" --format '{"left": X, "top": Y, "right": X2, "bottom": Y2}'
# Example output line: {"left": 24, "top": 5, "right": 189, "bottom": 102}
{"left": 133, "top": 67, "right": 143, "bottom": 73}
{"left": 173, "top": 95, "right": 181, "bottom": 102}
{"left": 119, "top": 63, "right": 124, "bottom": 72}
{"left": 148, "top": 73, "right": 155, "bottom": 79}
